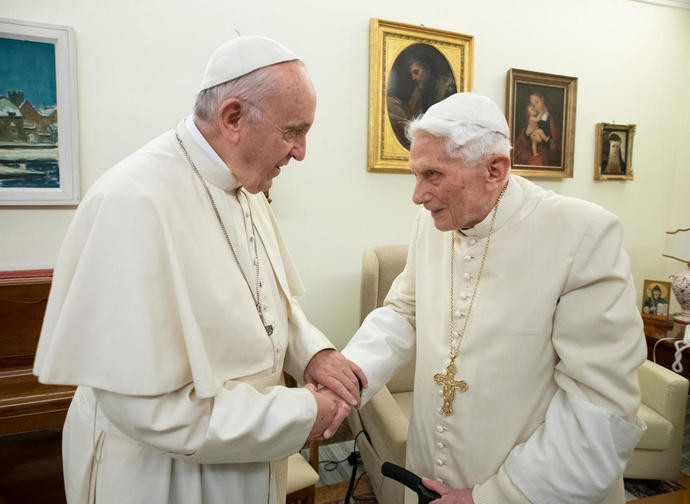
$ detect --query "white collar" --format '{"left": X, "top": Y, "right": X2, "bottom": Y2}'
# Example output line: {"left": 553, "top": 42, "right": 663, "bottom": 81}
{"left": 184, "top": 115, "right": 234, "bottom": 174}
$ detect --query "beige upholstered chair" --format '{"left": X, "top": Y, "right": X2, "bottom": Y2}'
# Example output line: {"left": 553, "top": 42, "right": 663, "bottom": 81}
{"left": 286, "top": 444, "right": 319, "bottom": 504}
{"left": 348, "top": 245, "right": 689, "bottom": 504}
{"left": 348, "top": 245, "right": 412, "bottom": 504}
{"left": 624, "top": 360, "right": 688, "bottom": 480}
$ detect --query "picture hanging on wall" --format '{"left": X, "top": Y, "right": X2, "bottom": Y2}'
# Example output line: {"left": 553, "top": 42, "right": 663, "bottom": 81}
{"left": 506, "top": 68, "right": 577, "bottom": 179}
{"left": 641, "top": 279, "right": 671, "bottom": 321}
{"left": 594, "top": 122, "right": 635, "bottom": 181}
{"left": 0, "top": 17, "right": 79, "bottom": 205}
{"left": 367, "top": 18, "right": 474, "bottom": 173}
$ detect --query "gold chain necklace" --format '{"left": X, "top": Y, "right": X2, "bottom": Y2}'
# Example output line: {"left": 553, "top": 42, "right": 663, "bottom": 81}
{"left": 433, "top": 180, "right": 508, "bottom": 416}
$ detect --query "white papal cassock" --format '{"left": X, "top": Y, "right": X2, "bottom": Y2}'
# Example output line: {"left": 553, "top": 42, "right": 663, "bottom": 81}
{"left": 344, "top": 175, "right": 646, "bottom": 504}
{"left": 34, "top": 118, "right": 334, "bottom": 503}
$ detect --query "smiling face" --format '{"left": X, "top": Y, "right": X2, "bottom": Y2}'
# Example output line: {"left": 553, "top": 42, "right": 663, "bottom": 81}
{"left": 233, "top": 62, "right": 316, "bottom": 193}
{"left": 409, "top": 132, "right": 497, "bottom": 231}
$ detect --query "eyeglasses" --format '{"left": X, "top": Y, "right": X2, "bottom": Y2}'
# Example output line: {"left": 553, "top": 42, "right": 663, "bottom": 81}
{"left": 243, "top": 100, "right": 309, "bottom": 144}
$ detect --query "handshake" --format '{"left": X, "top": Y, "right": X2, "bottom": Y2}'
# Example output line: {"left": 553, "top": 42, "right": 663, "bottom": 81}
{"left": 302, "top": 349, "right": 368, "bottom": 441}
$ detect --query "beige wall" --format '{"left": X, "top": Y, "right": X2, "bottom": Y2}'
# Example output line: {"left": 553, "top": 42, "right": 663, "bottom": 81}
{"left": 1, "top": 0, "right": 689, "bottom": 348}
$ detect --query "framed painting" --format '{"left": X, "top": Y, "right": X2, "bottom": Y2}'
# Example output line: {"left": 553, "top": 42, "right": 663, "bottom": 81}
{"left": 0, "top": 18, "right": 79, "bottom": 205}
{"left": 367, "top": 19, "right": 473, "bottom": 173}
{"left": 641, "top": 279, "right": 671, "bottom": 321}
{"left": 506, "top": 68, "right": 577, "bottom": 178}
{"left": 594, "top": 123, "right": 635, "bottom": 181}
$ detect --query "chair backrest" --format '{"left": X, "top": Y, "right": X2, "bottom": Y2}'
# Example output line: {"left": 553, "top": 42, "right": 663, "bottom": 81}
{"left": 360, "top": 245, "right": 415, "bottom": 393}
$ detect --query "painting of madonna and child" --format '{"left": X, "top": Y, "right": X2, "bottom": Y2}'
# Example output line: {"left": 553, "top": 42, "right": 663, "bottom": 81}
{"left": 0, "top": 36, "right": 60, "bottom": 189}
{"left": 511, "top": 84, "right": 565, "bottom": 169}
{"left": 507, "top": 69, "right": 577, "bottom": 178}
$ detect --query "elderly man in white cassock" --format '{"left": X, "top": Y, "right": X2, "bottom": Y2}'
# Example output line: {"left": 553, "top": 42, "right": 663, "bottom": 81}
{"left": 33, "top": 36, "right": 366, "bottom": 503}
{"left": 343, "top": 93, "right": 646, "bottom": 504}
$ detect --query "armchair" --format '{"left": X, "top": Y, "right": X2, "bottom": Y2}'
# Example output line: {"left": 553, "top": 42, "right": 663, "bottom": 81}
{"left": 348, "top": 245, "right": 689, "bottom": 504}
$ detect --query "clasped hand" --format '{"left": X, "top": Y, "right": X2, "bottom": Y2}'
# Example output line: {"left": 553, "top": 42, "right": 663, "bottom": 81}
{"left": 304, "top": 349, "right": 368, "bottom": 440}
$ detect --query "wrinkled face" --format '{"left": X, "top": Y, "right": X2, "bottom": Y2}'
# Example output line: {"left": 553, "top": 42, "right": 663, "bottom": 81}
{"left": 234, "top": 63, "right": 316, "bottom": 193}
{"left": 409, "top": 62, "right": 429, "bottom": 89}
{"left": 409, "top": 132, "right": 493, "bottom": 231}
{"left": 609, "top": 140, "right": 621, "bottom": 157}
{"left": 530, "top": 94, "right": 545, "bottom": 115}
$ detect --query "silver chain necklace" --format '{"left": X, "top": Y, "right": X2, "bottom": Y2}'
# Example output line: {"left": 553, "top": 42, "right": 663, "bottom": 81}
{"left": 175, "top": 133, "right": 273, "bottom": 336}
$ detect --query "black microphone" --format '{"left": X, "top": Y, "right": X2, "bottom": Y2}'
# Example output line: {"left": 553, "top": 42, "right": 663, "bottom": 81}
{"left": 381, "top": 462, "right": 441, "bottom": 503}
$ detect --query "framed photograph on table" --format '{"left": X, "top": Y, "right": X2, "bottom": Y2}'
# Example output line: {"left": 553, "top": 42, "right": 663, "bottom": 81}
{"left": 641, "top": 279, "right": 672, "bottom": 321}
{"left": 0, "top": 18, "right": 79, "bottom": 205}
{"left": 594, "top": 123, "right": 635, "bottom": 181}
{"left": 367, "top": 18, "right": 473, "bottom": 173}
{"left": 506, "top": 68, "right": 577, "bottom": 179}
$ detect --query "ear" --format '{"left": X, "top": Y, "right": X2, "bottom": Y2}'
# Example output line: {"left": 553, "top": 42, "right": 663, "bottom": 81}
{"left": 487, "top": 154, "right": 511, "bottom": 186}
{"left": 217, "top": 98, "right": 244, "bottom": 144}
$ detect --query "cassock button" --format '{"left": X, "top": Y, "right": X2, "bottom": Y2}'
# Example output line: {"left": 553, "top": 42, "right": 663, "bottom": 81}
{"left": 245, "top": 212, "right": 250, "bottom": 218}
{"left": 436, "top": 425, "right": 445, "bottom": 433}
{"left": 438, "top": 478, "right": 445, "bottom": 484}
{"left": 249, "top": 236, "right": 254, "bottom": 242}
{"left": 463, "top": 273, "right": 471, "bottom": 280}
{"left": 438, "top": 389, "right": 443, "bottom": 396}
{"left": 464, "top": 255, "right": 472, "bottom": 262}
{"left": 454, "top": 310, "right": 461, "bottom": 318}
{"left": 436, "top": 458, "right": 444, "bottom": 466}
{"left": 437, "top": 442, "right": 446, "bottom": 449}
{"left": 469, "top": 238, "right": 477, "bottom": 245}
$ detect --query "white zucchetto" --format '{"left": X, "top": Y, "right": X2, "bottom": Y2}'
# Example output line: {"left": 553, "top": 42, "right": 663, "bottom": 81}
{"left": 199, "top": 36, "right": 299, "bottom": 92}
{"left": 416, "top": 92, "right": 510, "bottom": 146}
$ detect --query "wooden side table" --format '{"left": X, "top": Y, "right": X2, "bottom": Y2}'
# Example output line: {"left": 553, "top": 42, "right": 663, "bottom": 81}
{"left": 644, "top": 317, "right": 690, "bottom": 380}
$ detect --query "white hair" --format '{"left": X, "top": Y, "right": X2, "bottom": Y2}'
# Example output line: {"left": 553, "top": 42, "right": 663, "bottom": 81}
{"left": 407, "top": 117, "right": 512, "bottom": 167}
{"left": 194, "top": 62, "right": 304, "bottom": 123}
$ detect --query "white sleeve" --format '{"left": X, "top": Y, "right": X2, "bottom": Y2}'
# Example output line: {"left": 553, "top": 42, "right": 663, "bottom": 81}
{"left": 343, "top": 306, "right": 416, "bottom": 405}
{"left": 94, "top": 380, "right": 317, "bottom": 464}
{"left": 283, "top": 296, "right": 336, "bottom": 383}
{"left": 475, "top": 212, "right": 646, "bottom": 504}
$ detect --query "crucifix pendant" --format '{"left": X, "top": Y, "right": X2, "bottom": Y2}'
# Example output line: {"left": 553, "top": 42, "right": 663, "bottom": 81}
{"left": 433, "top": 358, "right": 468, "bottom": 416}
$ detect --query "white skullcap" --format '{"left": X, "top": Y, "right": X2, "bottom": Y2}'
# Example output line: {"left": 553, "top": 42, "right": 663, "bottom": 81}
{"left": 199, "top": 36, "right": 299, "bottom": 91}
{"left": 417, "top": 92, "right": 510, "bottom": 146}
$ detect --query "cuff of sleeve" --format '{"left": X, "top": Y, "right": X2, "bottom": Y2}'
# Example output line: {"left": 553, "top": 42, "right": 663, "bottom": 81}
{"left": 473, "top": 466, "right": 531, "bottom": 504}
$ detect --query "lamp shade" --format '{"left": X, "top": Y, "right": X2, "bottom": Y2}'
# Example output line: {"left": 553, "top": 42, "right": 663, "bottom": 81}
{"left": 663, "top": 228, "right": 690, "bottom": 264}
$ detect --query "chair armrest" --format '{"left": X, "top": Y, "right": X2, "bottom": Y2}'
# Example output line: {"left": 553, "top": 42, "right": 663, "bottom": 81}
{"left": 639, "top": 360, "right": 689, "bottom": 420}
{"left": 357, "top": 386, "right": 409, "bottom": 465}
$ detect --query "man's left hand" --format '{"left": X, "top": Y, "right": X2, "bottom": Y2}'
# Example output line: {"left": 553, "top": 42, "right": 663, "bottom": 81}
{"left": 422, "top": 477, "right": 474, "bottom": 504}
{"left": 304, "top": 349, "right": 368, "bottom": 407}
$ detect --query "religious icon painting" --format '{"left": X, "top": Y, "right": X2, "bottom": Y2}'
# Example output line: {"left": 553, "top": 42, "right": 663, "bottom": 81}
{"left": 594, "top": 123, "right": 635, "bottom": 181}
{"left": 367, "top": 19, "right": 474, "bottom": 173}
{"left": 506, "top": 69, "right": 577, "bottom": 179}
{"left": 0, "top": 18, "right": 79, "bottom": 205}
{"left": 641, "top": 279, "right": 672, "bottom": 321}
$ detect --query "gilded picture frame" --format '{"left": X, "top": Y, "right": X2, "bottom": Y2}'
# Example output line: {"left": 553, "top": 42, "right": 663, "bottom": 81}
{"left": 0, "top": 18, "right": 79, "bottom": 205}
{"left": 506, "top": 68, "right": 577, "bottom": 179}
{"left": 594, "top": 123, "right": 635, "bottom": 181}
{"left": 641, "top": 279, "right": 671, "bottom": 321}
{"left": 367, "top": 19, "right": 473, "bottom": 173}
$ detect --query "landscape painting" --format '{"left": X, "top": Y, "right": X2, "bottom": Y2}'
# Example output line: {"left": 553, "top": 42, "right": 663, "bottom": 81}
{"left": 0, "top": 18, "right": 78, "bottom": 205}
{"left": 0, "top": 36, "right": 60, "bottom": 189}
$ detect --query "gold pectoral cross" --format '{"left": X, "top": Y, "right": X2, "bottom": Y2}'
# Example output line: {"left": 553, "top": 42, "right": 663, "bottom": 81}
{"left": 433, "top": 359, "right": 469, "bottom": 416}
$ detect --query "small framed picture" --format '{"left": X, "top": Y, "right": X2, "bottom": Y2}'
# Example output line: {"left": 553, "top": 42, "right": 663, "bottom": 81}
{"left": 594, "top": 123, "right": 635, "bottom": 181}
{"left": 367, "top": 18, "right": 474, "bottom": 173}
{"left": 506, "top": 68, "right": 577, "bottom": 179}
{"left": 641, "top": 280, "right": 671, "bottom": 321}
{"left": 0, "top": 17, "right": 79, "bottom": 205}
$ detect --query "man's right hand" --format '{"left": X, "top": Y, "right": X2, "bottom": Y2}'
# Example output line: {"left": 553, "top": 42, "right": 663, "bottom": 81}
{"left": 305, "top": 383, "right": 350, "bottom": 440}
